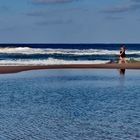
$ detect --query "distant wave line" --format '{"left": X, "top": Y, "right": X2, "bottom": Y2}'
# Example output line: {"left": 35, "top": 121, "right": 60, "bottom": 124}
{"left": 0, "top": 47, "right": 140, "bottom": 55}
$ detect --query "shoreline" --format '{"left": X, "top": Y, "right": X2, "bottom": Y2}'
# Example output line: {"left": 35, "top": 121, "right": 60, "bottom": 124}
{"left": 0, "top": 63, "right": 140, "bottom": 74}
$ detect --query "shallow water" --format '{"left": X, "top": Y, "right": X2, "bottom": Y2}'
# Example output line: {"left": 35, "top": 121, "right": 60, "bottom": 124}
{"left": 0, "top": 69, "right": 140, "bottom": 140}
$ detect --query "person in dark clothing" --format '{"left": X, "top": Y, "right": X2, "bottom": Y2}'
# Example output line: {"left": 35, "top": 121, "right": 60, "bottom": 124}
{"left": 119, "top": 45, "right": 127, "bottom": 63}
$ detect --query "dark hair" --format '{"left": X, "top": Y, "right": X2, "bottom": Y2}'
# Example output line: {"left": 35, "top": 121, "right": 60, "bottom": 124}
{"left": 121, "top": 44, "right": 125, "bottom": 47}
{"left": 120, "top": 44, "right": 125, "bottom": 51}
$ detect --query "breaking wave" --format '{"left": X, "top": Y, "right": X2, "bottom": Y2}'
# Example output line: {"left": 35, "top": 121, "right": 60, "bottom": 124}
{"left": 0, "top": 58, "right": 110, "bottom": 66}
{"left": 0, "top": 47, "right": 140, "bottom": 55}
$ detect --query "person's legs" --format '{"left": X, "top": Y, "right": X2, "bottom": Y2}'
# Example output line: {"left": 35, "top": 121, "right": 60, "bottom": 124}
{"left": 119, "top": 57, "right": 122, "bottom": 64}
{"left": 122, "top": 58, "right": 127, "bottom": 63}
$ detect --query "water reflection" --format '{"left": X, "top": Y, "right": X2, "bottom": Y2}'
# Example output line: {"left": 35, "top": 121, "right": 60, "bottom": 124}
{"left": 119, "top": 69, "right": 125, "bottom": 76}
{"left": 118, "top": 69, "right": 126, "bottom": 90}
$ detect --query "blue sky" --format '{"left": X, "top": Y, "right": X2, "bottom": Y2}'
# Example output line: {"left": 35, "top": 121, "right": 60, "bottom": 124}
{"left": 0, "top": 0, "right": 140, "bottom": 43}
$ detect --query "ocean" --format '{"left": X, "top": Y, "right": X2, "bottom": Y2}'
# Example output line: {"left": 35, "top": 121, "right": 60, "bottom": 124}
{"left": 0, "top": 69, "right": 140, "bottom": 140}
{"left": 0, "top": 44, "right": 139, "bottom": 65}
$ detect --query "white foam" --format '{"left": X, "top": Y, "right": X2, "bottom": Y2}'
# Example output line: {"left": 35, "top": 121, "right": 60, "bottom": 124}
{"left": 0, "top": 47, "right": 45, "bottom": 54}
{"left": 45, "top": 49, "right": 118, "bottom": 55}
{"left": 0, "top": 58, "right": 110, "bottom": 66}
{"left": 0, "top": 47, "right": 139, "bottom": 55}
{"left": 131, "top": 58, "right": 140, "bottom": 61}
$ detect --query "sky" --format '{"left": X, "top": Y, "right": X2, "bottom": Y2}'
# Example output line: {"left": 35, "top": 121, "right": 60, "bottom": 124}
{"left": 0, "top": 0, "right": 140, "bottom": 43}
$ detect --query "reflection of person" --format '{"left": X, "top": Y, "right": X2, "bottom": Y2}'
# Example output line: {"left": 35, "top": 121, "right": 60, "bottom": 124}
{"left": 119, "top": 69, "right": 125, "bottom": 76}
{"left": 119, "top": 45, "right": 127, "bottom": 64}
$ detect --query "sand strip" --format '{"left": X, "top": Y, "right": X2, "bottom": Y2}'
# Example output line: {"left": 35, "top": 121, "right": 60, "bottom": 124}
{"left": 0, "top": 64, "right": 140, "bottom": 74}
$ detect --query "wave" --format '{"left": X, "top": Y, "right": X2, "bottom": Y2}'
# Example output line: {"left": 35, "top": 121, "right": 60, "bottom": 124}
{"left": 131, "top": 58, "right": 140, "bottom": 61}
{"left": 0, "top": 47, "right": 45, "bottom": 54}
{"left": 0, "top": 58, "right": 110, "bottom": 66}
{"left": 0, "top": 47, "right": 140, "bottom": 55}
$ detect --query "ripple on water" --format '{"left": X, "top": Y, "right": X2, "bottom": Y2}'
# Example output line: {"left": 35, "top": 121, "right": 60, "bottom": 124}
{"left": 0, "top": 69, "right": 140, "bottom": 140}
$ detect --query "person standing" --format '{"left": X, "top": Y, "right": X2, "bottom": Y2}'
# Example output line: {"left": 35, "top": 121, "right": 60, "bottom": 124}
{"left": 119, "top": 45, "right": 127, "bottom": 63}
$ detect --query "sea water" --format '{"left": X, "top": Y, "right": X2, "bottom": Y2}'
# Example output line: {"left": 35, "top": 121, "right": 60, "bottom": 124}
{"left": 0, "top": 69, "right": 140, "bottom": 140}
{"left": 0, "top": 44, "right": 139, "bottom": 65}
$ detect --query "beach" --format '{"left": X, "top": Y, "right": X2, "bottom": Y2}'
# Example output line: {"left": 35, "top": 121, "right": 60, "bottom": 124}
{"left": 1, "top": 0, "right": 140, "bottom": 138}
{"left": 0, "top": 63, "right": 140, "bottom": 74}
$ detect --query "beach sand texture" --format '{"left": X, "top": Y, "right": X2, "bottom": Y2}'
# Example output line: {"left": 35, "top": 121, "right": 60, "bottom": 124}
{"left": 0, "top": 63, "right": 140, "bottom": 74}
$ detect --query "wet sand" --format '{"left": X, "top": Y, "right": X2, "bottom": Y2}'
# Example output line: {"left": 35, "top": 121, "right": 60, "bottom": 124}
{"left": 0, "top": 63, "right": 140, "bottom": 74}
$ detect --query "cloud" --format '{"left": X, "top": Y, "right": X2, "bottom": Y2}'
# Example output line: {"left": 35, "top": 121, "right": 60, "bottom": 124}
{"left": 105, "top": 16, "right": 124, "bottom": 21}
{"left": 26, "top": 10, "right": 47, "bottom": 17}
{"left": 37, "top": 19, "right": 73, "bottom": 26}
{"left": 102, "top": 6, "right": 130, "bottom": 14}
{"left": 0, "top": 26, "right": 16, "bottom": 31}
{"left": 32, "top": 0, "right": 77, "bottom": 4}
{"left": 102, "top": 3, "right": 140, "bottom": 14}
{"left": 0, "top": 6, "right": 10, "bottom": 13}
{"left": 26, "top": 7, "right": 88, "bottom": 17}
{"left": 131, "top": 0, "right": 140, "bottom": 3}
